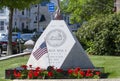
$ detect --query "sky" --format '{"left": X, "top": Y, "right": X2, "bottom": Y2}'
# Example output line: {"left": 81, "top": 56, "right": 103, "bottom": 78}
{"left": 50, "top": 0, "right": 63, "bottom": 6}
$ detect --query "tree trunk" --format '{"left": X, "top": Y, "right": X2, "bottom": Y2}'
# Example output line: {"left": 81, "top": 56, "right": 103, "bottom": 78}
{"left": 7, "top": 8, "right": 14, "bottom": 55}
{"left": 37, "top": 3, "right": 40, "bottom": 32}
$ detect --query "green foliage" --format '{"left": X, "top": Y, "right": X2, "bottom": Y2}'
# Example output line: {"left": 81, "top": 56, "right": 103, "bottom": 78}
{"left": 0, "top": 0, "right": 49, "bottom": 9}
{"left": 0, "top": 0, "right": 49, "bottom": 55}
{"left": 76, "top": 13, "right": 120, "bottom": 56}
{"left": 61, "top": 0, "right": 114, "bottom": 23}
{"left": 22, "top": 28, "right": 34, "bottom": 33}
{"left": 12, "top": 27, "right": 21, "bottom": 32}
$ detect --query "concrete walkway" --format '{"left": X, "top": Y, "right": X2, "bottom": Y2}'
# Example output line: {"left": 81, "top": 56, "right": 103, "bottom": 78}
{"left": 13, "top": 79, "right": 120, "bottom": 81}
{"left": 0, "top": 52, "right": 30, "bottom": 61}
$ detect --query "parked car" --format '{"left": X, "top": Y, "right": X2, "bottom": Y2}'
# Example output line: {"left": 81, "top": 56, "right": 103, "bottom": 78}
{"left": 0, "top": 36, "right": 20, "bottom": 54}
{"left": 32, "top": 32, "right": 41, "bottom": 42}
{"left": 21, "top": 33, "right": 34, "bottom": 42}
{"left": 0, "top": 33, "right": 7, "bottom": 38}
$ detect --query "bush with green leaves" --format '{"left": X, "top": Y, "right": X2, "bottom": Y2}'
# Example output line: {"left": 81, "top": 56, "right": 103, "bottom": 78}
{"left": 76, "top": 14, "right": 120, "bottom": 56}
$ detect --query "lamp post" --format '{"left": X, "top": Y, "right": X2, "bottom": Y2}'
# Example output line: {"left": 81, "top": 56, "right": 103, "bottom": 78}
{"left": 14, "top": 25, "right": 16, "bottom": 32}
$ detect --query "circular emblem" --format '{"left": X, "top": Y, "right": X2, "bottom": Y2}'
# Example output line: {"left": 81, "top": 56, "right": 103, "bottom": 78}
{"left": 46, "top": 29, "right": 66, "bottom": 47}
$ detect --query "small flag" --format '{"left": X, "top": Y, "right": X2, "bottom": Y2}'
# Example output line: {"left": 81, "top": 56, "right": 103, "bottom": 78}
{"left": 33, "top": 41, "right": 48, "bottom": 60}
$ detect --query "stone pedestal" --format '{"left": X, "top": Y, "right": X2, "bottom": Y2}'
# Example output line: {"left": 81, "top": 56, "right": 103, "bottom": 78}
{"left": 27, "top": 20, "right": 94, "bottom": 69}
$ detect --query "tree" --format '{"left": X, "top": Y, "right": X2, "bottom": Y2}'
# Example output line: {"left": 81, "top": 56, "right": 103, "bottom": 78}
{"left": 61, "top": 0, "right": 114, "bottom": 24}
{"left": 0, "top": 0, "right": 49, "bottom": 55}
{"left": 76, "top": 14, "right": 120, "bottom": 56}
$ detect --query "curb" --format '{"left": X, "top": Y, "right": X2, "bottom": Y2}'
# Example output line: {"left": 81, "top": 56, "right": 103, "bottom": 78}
{"left": 13, "top": 79, "right": 120, "bottom": 81}
{"left": 0, "top": 52, "right": 30, "bottom": 61}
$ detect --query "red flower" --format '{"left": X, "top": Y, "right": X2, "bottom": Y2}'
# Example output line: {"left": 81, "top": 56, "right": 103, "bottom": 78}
{"left": 56, "top": 69, "right": 63, "bottom": 73}
{"left": 13, "top": 69, "right": 17, "bottom": 76}
{"left": 89, "top": 73, "right": 93, "bottom": 77}
{"left": 16, "top": 72, "right": 21, "bottom": 78}
{"left": 68, "top": 69, "right": 73, "bottom": 74}
{"left": 28, "top": 70, "right": 33, "bottom": 79}
{"left": 74, "top": 70, "right": 78, "bottom": 75}
{"left": 48, "top": 71, "right": 53, "bottom": 77}
{"left": 86, "top": 73, "right": 93, "bottom": 77}
{"left": 80, "top": 71, "right": 85, "bottom": 77}
{"left": 21, "top": 65, "right": 27, "bottom": 69}
{"left": 33, "top": 71, "right": 39, "bottom": 77}
{"left": 13, "top": 70, "right": 21, "bottom": 79}
{"left": 10, "top": 65, "right": 102, "bottom": 79}
{"left": 87, "top": 69, "right": 91, "bottom": 73}
{"left": 86, "top": 73, "right": 89, "bottom": 77}
{"left": 75, "top": 67, "right": 81, "bottom": 71}
{"left": 96, "top": 71, "right": 100, "bottom": 76}
{"left": 35, "top": 67, "right": 40, "bottom": 71}
{"left": 74, "top": 67, "right": 81, "bottom": 75}
{"left": 28, "top": 73, "right": 33, "bottom": 79}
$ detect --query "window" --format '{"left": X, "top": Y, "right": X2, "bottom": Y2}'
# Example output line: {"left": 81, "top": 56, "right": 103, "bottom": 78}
{"left": 21, "top": 23, "right": 24, "bottom": 29}
{"left": 0, "top": 21, "right": 4, "bottom": 25}
{"left": 39, "top": 15, "right": 46, "bottom": 22}
{"left": 35, "top": 5, "right": 37, "bottom": 7}
{"left": 26, "top": 25, "right": 28, "bottom": 29}
{"left": 35, "top": 16, "right": 37, "bottom": 21}
{"left": 0, "top": 21, "right": 4, "bottom": 30}
{"left": 0, "top": 8, "right": 4, "bottom": 13}
{"left": 15, "top": 22, "right": 17, "bottom": 26}
{"left": 0, "top": 26, "right": 4, "bottom": 30}
{"left": 22, "top": 11, "right": 24, "bottom": 15}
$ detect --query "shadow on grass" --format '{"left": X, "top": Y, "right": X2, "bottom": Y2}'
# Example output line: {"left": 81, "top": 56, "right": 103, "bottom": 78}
{"left": 101, "top": 73, "right": 110, "bottom": 78}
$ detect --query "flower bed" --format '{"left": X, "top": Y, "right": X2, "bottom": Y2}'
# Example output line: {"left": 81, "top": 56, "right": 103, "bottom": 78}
{"left": 5, "top": 65, "right": 102, "bottom": 79}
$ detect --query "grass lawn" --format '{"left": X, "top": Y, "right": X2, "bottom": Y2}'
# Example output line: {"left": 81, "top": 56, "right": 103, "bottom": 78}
{"left": 0, "top": 55, "right": 120, "bottom": 81}
{"left": 0, "top": 55, "right": 29, "bottom": 81}
{"left": 90, "top": 55, "right": 120, "bottom": 78}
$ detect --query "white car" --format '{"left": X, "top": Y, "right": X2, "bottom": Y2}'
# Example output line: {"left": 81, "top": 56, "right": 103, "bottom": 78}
{"left": 0, "top": 33, "right": 7, "bottom": 38}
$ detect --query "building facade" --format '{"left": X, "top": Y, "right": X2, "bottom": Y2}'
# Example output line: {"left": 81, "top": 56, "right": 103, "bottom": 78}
{"left": 0, "top": 7, "right": 9, "bottom": 34}
{"left": 13, "top": 2, "right": 51, "bottom": 33}
{"left": 12, "top": 0, "right": 79, "bottom": 33}
{"left": 114, "top": 0, "right": 120, "bottom": 12}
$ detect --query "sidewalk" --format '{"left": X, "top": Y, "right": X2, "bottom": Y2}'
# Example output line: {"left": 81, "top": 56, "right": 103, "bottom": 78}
{"left": 13, "top": 79, "right": 120, "bottom": 81}
{"left": 0, "top": 52, "right": 30, "bottom": 61}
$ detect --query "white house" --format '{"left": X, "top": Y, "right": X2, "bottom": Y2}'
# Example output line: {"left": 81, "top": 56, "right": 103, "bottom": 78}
{"left": 114, "top": 0, "right": 120, "bottom": 12}
{"left": 12, "top": 0, "right": 80, "bottom": 33}
{"left": 13, "top": 2, "right": 51, "bottom": 33}
{"left": 0, "top": 7, "right": 9, "bottom": 34}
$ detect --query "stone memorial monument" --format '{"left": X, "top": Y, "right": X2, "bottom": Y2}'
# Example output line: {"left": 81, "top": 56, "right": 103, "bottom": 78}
{"left": 27, "top": 20, "right": 94, "bottom": 69}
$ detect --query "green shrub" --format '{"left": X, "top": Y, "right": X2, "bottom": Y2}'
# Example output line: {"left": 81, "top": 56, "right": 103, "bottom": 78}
{"left": 12, "top": 27, "right": 21, "bottom": 32}
{"left": 76, "top": 13, "right": 120, "bottom": 56}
